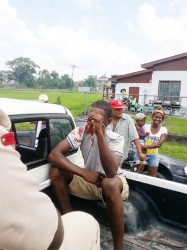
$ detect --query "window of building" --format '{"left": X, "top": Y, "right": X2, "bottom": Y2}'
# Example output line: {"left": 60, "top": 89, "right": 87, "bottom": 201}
{"left": 158, "top": 81, "right": 181, "bottom": 101}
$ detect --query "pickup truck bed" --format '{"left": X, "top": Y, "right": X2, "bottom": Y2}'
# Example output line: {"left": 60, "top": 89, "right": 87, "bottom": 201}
{"left": 68, "top": 172, "right": 187, "bottom": 250}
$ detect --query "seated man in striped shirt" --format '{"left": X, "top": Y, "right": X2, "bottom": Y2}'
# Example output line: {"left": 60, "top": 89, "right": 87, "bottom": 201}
{"left": 49, "top": 100, "right": 129, "bottom": 250}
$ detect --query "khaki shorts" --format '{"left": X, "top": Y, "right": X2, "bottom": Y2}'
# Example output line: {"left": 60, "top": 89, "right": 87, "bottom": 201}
{"left": 69, "top": 174, "right": 129, "bottom": 202}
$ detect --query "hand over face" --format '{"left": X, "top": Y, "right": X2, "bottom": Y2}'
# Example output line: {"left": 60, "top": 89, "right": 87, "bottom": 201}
{"left": 87, "top": 111, "right": 105, "bottom": 135}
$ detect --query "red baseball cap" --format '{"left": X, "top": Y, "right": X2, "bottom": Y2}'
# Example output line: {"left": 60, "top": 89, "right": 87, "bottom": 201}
{"left": 110, "top": 100, "right": 127, "bottom": 109}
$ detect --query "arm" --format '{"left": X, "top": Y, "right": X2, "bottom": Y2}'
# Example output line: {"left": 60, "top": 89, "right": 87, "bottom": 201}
{"left": 142, "top": 133, "right": 167, "bottom": 150}
{"left": 88, "top": 112, "right": 121, "bottom": 178}
{"left": 48, "top": 139, "right": 86, "bottom": 177}
{"left": 48, "top": 138, "right": 105, "bottom": 185}
{"left": 130, "top": 120, "right": 146, "bottom": 161}
{"left": 133, "top": 138, "right": 146, "bottom": 161}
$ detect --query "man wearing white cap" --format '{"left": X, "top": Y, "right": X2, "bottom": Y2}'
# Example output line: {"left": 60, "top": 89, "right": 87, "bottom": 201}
{"left": 108, "top": 99, "right": 146, "bottom": 162}
{"left": 39, "top": 93, "right": 48, "bottom": 103}
{"left": 0, "top": 108, "right": 100, "bottom": 250}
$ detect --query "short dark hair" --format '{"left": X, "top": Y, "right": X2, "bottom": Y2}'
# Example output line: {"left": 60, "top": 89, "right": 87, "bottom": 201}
{"left": 90, "top": 100, "right": 112, "bottom": 118}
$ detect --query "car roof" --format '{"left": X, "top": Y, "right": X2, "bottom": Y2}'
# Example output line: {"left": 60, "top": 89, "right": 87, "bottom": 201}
{"left": 0, "top": 98, "right": 73, "bottom": 118}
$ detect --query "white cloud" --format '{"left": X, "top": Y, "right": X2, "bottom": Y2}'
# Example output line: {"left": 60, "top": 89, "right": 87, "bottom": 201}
{"left": 125, "top": 20, "right": 138, "bottom": 34}
{"left": 0, "top": 0, "right": 37, "bottom": 67}
{"left": 0, "top": 0, "right": 142, "bottom": 80}
{"left": 1, "top": 0, "right": 187, "bottom": 81}
{"left": 137, "top": 2, "right": 187, "bottom": 57}
{"left": 33, "top": 24, "right": 142, "bottom": 80}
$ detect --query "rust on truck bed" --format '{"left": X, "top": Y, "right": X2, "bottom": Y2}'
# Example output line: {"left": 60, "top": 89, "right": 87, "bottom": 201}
{"left": 100, "top": 225, "right": 187, "bottom": 250}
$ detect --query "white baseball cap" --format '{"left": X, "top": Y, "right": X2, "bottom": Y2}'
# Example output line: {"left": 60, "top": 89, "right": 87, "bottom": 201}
{"left": 39, "top": 94, "right": 48, "bottom": 103}
{"left": 135, "top": 113, "right": 146, "bottom": 121}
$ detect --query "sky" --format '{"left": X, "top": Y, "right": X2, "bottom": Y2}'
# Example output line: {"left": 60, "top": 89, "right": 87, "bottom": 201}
{"left": 0, "top": 0, "right": 187, "bottom": 81}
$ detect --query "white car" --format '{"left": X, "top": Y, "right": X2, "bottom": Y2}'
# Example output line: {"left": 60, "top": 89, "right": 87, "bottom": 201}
{"left": 0, "top": 98, "right": 81, "bottom": 191}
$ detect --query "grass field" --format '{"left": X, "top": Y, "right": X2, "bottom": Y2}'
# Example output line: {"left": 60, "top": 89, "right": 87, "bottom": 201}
{"left": 160, "top": 141, "right": 187, "bottom": 163}
{"left": 141, "top": 115, "right": 187, "bottom": 135}
{"left": 0, "top": 89, "right": 186, "bottom": 162}
{"left": 0, "top": 89, "right": 102, "bottom": 117}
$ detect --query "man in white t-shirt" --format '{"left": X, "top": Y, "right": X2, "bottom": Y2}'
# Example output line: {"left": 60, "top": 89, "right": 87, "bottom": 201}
{"left": 49, "top": 100, "right": 129, "bottom": 250}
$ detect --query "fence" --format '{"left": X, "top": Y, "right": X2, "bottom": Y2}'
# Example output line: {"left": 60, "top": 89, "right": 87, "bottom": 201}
{"left": 113, "top": 93, "right": 187, "bottom": 118}
{"left": 0, "top": 88, "right": 186, "bottom": 135}
{"left": 66, "top": 92, "right": 187, "bottom": 143}
{"left": 60, "top": 91, "right": 187, "bottom": 118}
{"left": 1, "top": 88, "right": 186, "bottom": 117}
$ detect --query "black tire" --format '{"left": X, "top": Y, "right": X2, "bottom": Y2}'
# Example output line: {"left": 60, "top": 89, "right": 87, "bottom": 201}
{"left": 143, "top": 171, "right": 166, "bottom": 179}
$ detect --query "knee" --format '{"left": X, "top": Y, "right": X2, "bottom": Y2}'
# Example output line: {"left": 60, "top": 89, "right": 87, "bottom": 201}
{"left": 102, "top": 178, "right": 121, "bottom": 200}
{"left": 50, "top": 166, "right": 62, "bottom": 183}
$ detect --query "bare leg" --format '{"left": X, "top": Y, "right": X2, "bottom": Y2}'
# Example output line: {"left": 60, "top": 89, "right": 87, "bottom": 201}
{"left": 101, "top": 177, "right": 125, "bottom": 250}
{"left": 148, "top": 166, "right": 158, "bottom": 177}
{"left": 50, "top": 166, "right": 73, "bottom": 214}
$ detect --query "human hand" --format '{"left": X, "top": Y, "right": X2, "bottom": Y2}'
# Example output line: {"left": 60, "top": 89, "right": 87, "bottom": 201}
{"left": 87, "top": 112, "right": 105, "bottom": 135}
{"left": 83, "top": 170, "right": 105, "bottom": 187}
{"left": 138, "top": 152, "right": 147, "bottom": 161}
{"left": 141, "top": 145, "right": 147, "bottom": 154}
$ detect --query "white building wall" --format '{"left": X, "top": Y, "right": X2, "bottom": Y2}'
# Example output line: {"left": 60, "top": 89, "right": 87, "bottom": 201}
{"left": 115, "top": 71, "right": 187, "bottom": 107}
{"left": 152, "top": 71, "right": 187, "bottom": 107}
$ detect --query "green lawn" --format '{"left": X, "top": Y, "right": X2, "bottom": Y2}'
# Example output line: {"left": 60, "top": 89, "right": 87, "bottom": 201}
{"left": 160, "top": 141, "right": 187, "bottom": 163}
{"left": 0, "top": 89, "right": 102, "bottom": 117}
{"left": 138, "top": 115, "right": 187, "bottom": 135}
{"left": 163, "top": 116, "right": 187, "bottom": 135}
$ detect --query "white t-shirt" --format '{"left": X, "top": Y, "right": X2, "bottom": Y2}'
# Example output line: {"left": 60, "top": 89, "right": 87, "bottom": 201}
{"left": 144, "top": 123, "right": 168, "bottom": 155}
{"left": 67, "top": 126, "right": 124, "bottom": 175}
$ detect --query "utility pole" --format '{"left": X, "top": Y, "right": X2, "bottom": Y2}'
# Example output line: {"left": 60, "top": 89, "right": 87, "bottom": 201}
{"left": 70, "top": 64, "right": 77, "bottom": 81}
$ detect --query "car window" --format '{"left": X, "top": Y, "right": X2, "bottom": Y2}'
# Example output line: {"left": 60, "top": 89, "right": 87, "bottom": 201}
{"left": 12, "top": 117, "right": 74, "bottom": 170}
{"left": 15, "top": 122, "right": 36, "bottom": 147}
{"left": 49, "top": 118, "right": 73, "bottom": 149}
{"left": 13, "top": 120, "right": 46, "bottom": 167}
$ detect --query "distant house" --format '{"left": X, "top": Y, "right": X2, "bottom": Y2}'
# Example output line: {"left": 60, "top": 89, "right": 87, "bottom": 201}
{"left": 109, "top": 52, "right": 187, "bottom": 108}
{"left": 96, "top": 75, "right": 109, "bottom": 91}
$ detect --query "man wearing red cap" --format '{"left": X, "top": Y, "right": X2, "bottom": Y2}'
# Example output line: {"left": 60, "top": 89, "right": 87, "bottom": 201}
{"left": 108, "top": 99, "right": 146, "bottom": 162}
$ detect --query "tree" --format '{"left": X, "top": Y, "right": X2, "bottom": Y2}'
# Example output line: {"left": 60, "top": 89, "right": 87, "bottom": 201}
{"left": 83, "top": 75, "right": 97, "bottom": 88}
{"left": 0, "top": 71, "right": 6, "bottom": 84}
{"left": 38, "top": 69, "right": 51, "bottom": 79}
{"left": 61, "top": 74, "right": 74, "bottom": 89}
{"left": 6, "top": 57, "right": 39, "bottom": 86}
{"left": 51, "top": 71, "right": 59, "bottom": 79}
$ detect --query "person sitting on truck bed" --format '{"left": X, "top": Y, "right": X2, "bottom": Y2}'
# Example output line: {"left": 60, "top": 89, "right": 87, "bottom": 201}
{"left": 108, "top": 99, "right": 146, "bottom": 163}
{"left": 49, "top": 100, "right": 129, "bottom": 250}
{"left": 0, "top": 108, "right": 100, "bottom": 250}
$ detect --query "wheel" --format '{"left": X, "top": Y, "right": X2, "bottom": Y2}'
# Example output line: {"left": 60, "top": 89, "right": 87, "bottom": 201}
{"left": 143, "top": 171, "right": 166, "bottom": 179}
